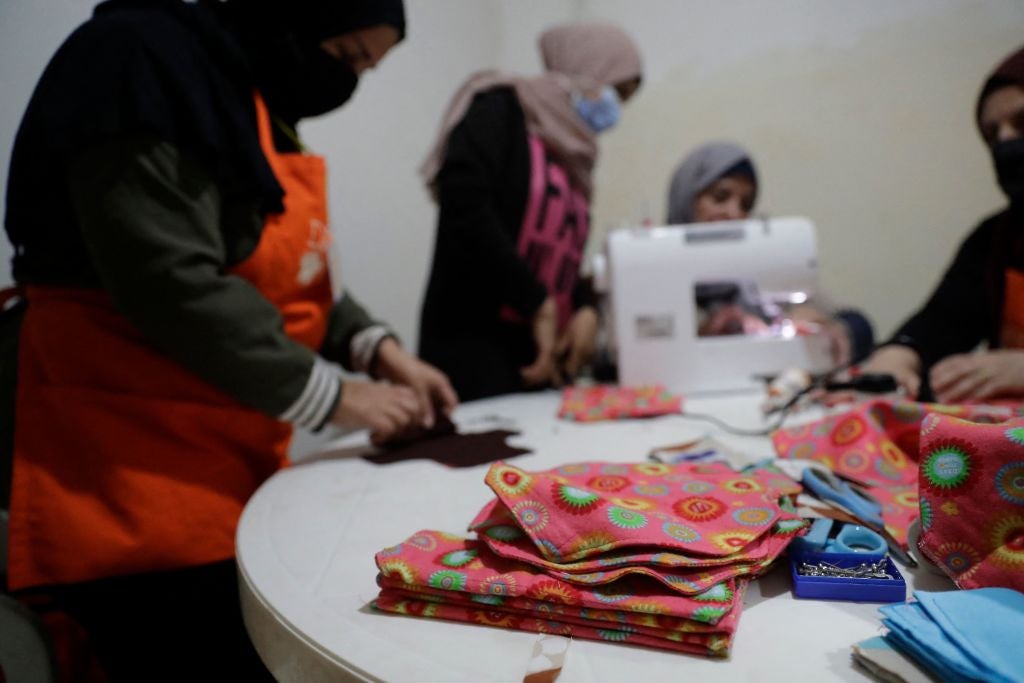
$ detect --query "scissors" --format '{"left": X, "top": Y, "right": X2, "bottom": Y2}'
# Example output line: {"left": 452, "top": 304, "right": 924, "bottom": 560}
{"left": 801, "top": 467, "right": 917, "bottom": 567}
{"left": 802, "top": 467, "right": 884, "bottom": 528}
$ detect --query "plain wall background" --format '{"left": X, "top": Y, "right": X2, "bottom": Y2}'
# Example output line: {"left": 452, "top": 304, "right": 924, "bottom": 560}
{"left": 2, "top": 0, "right": 1022, "bottom": 348}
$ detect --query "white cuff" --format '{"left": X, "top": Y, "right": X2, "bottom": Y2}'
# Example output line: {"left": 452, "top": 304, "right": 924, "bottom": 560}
{"left": 350, "top": 324, "right": 392, "bottom": 374}
{"left": 279, "top": 357, "right": 341, "bottom": 430}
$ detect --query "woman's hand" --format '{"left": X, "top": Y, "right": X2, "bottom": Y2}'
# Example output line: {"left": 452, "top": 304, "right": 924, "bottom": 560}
{"left": 930, "top": 350, "right": 1024, "bottom": 404}
{"left": 372, "top": 337, "right": 459, "bottom": 429}
{"left": 857, "top": 346, "right": 922, "bottom": 398}
{"left": 521, "top": 296, "right": 561, "bottom": 387}
{"left": 329, "top": 380, "right": 422, "bottom": 445}
{"left": 556, "top": 306, "right": 598, "bottom": 379}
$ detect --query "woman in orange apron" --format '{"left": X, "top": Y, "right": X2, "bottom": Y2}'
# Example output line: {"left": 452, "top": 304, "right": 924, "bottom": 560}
{"left": 2, "top": 0, "right": 454, "bottom": 678}
{"left": 858, "top": 44, "right": 1024, "bottom": 403}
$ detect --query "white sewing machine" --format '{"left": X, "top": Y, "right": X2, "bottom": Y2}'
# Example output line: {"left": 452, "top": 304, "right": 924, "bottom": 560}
{"left": 606, "top": 216, "right": 832, "bottom": 394}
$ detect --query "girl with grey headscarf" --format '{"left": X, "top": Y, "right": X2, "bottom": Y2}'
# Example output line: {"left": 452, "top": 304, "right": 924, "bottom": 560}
{"left": 419, "top": 23, "right": 643, "bottom": 400}
{"left": 666, "top": 142, "right": 874, "bottom": 364}
{"left": 667, "top": 141, "right": 758, "bottom": 224}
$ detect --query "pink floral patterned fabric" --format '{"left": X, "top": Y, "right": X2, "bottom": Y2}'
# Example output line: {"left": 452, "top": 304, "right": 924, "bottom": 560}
{"left": 558, "top": 385, "right": 683, "bottom": 422}
{"left": 917, "top": 416, "right": 1024, "bottom": 591}
{"left": 772, "top": 399, "right": 1021, "bottom": 546}
{"left": 374, "top": 531, "right": 744, "bottom": 656}
{"left": 482, "top": 461, "right": 800, "bottom": 562}
{"left": 469, "top": 498, "right": 802, "bottom": 595}
{"left": 372, "top": 461, "right": 804, "bottom": 657}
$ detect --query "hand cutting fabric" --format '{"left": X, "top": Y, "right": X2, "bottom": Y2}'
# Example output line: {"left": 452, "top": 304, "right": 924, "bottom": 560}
{"left": 372, "top": 337, "right": 459, "bottom": 430}
{"left": 521, "top": 296, "right": 562, "bottom": 387}
{"left": 556, "top": 305, "right": 598, "bottom": 378}
{"left": 930, "top": 349, "right": 1024, "bottom": 403}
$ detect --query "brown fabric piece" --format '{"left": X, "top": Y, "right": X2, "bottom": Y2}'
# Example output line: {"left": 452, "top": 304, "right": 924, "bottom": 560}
{"left": 364, "top": 420, "right": 531, "bottom": 468}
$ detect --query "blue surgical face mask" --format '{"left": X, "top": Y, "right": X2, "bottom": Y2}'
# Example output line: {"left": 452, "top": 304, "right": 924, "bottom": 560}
{"left": 573, "top": 85, "right": 621, "bottom": 134}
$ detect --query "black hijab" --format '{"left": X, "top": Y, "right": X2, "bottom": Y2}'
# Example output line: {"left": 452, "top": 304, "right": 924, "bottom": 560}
{"left": 975, "top": 44, "right": 1024, "bottom": 342}
{"left": 5, "top": 0, "right": 407, "bottom": 283}
{"left": 216, "top": 0, "right": 407, "bottom": 125}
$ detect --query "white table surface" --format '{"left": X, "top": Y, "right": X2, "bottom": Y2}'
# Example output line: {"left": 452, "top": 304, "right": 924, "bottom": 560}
{"left": 237, "top": 390, "right": 953, "bottom": 682}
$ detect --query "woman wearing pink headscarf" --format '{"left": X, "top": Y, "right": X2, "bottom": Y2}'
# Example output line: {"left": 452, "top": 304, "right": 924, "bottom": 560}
{"left": 418, "top": 23, "right": 642, "bottom": 401}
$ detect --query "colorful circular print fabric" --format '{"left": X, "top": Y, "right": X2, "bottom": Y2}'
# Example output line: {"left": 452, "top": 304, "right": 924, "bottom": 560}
{"left": 711, "top": 531, "right": 757, "bottom": 552}
{"left": 788, "top": 441, "right": 816, "bottom": 460}
{"left": 472, "top": 610, "right": 518, "bottom": 628}
{"left": 920, "top": 497, "right": 933, "bottom": 531}
{"left": 995, "top": 462, "right": 1024, "bottom": 506}
{"left": 489, "top": 464, "right": 534, "bottom": 497}
{"left": 480, "top": 574, "right": 518, "bottom": 597}
{"left": 566, "top": 531, "right": 617, "bottom": 558}
{"left": 936, "top": 542, "right": 980, "bottom": 576}
{"left": 607, "top": 506, "right": 649, "bottom": 529}
{"left": 552, "top": 484, "right": 603, "bottom": 515}
{"left": 732, "top": 507, "right": 774, "bottom": 527}
{"left": 439, "top": 549, "right": 478, "bottom": 568}
{"left": 879, "top": 440, "right": 909, "bottom": 470}
{"left": 428, "top": 569, "right": 467, "bottom": 591}
{"left": 609, "top": 497, "right": 655, "bottom": 511}
{"left": 921, "top": 413, "right": 942, "bottom": 436}
{"left": 1006, "top": 427, "right": 1024, "bottom": 446}
{"left": 661, "top": 522, "right": 701, "bottom": 543}
{"left": 512, "top": 500, "right": 550, "bottom": 532}
{"left": 839, "top": 450, "right": 870, "bottom": 474}
{"left": 831, "top": 415, "right": 867, "bottom": 446}
{"left": 681, "top": 480, "right": 716, "bottom": 495}
{"left": 723, "top": 478, "right": 762, "bottom": 494}
{"left": 586, "top": 475, "right": 630, "bottom": 492}
{"left": 379, "top": 559, "right": 418, "bottom": 585}
{"left": 672, "top": 496, "right": 727, "bottom": 523}
{"left": 408, "top": 533, "right": 438, "bottom": 552}
{"left": 988, "top": 514, "right": 1024, "bottom": 568}
{"left": 921, "top": 439, "right": 976, "bottom": 492}
{"left": 633, "top": 483, "right": 671, "bottom": 497}
{"left": 527, "top": 580, "right": 582, "bottom": 605}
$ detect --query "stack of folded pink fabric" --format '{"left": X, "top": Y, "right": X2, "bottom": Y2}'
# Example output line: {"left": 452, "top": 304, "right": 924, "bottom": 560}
{"left": 373, "top": 460, "right": 804, "bottom": 656}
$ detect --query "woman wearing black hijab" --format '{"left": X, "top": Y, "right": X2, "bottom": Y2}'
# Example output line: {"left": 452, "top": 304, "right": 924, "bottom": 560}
{"left": 859, "top": 45, "right": 1024, "bottom": 403}
{"left": 2, "top": 0, "right": 453, "bottom": 677}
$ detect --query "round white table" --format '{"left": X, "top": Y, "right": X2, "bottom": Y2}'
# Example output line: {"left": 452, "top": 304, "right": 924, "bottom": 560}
{"left": 237, "top": 390, "right": 952, "bottom": 682}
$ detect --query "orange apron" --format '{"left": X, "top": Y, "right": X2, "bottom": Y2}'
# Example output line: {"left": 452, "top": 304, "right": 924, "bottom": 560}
{"left": 1002, "top": 268, "right": 1024, "bottom": 349}
{"left": 7, "top": 95, "right": 333, "bottom": 590}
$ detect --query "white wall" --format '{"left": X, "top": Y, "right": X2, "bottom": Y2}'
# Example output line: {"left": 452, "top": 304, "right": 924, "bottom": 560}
{"left": 2, "top": 1, "right": 1023, "bottom": 347}
{"left": 573, "top": 0, "right": 1023, "bottom": 338}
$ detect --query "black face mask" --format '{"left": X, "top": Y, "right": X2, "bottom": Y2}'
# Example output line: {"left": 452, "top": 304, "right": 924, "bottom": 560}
{"left": 252, "top": 34, "right": 360, "bottom": 123}
{"left": 994, "top": 137, "right": 1024, "bottom": 205}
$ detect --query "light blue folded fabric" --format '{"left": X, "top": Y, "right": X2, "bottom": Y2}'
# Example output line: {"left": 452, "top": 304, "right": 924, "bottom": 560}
{"left": 880, "top": 602, "right": 977, "bottom": 683}
{"left": 916, "top": 588, "right": 1024, "bottom": 683}
{"left": 878, "top": 588, "right": 1024, "bottom": 683}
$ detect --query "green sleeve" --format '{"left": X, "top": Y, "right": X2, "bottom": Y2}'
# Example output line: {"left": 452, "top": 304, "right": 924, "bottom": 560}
{"left": 68, "top": 135, "right": 320, "bottom": 418}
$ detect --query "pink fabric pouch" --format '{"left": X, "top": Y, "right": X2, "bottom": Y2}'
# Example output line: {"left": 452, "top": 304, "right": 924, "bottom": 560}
{"left": 558, "top": 385, "right": 683, "bottom": 422}
{"left": 772, "top": 399, "right": 1021, "bottom": 546}
{"left": 480, "top": 461, "right": 800, "bottom": 563}
{"left": 469, "top": 497, "right": 803, "bottom": 595}
{"left": 916, "top": 415, "right": 1024, "bottom": 591}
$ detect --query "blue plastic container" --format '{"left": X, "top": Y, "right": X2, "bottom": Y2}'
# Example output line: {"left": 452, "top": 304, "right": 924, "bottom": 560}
{"left": 790, "top": 550, "right": 906, "bottom": 603}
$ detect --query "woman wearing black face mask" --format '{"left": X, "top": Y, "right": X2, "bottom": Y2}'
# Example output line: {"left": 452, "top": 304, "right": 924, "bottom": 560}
{"left": 858, "top": 45, "right": 1024, "bottom": 403}
{"left": 1, "top": 0, "right": 455, "bottom": 678}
